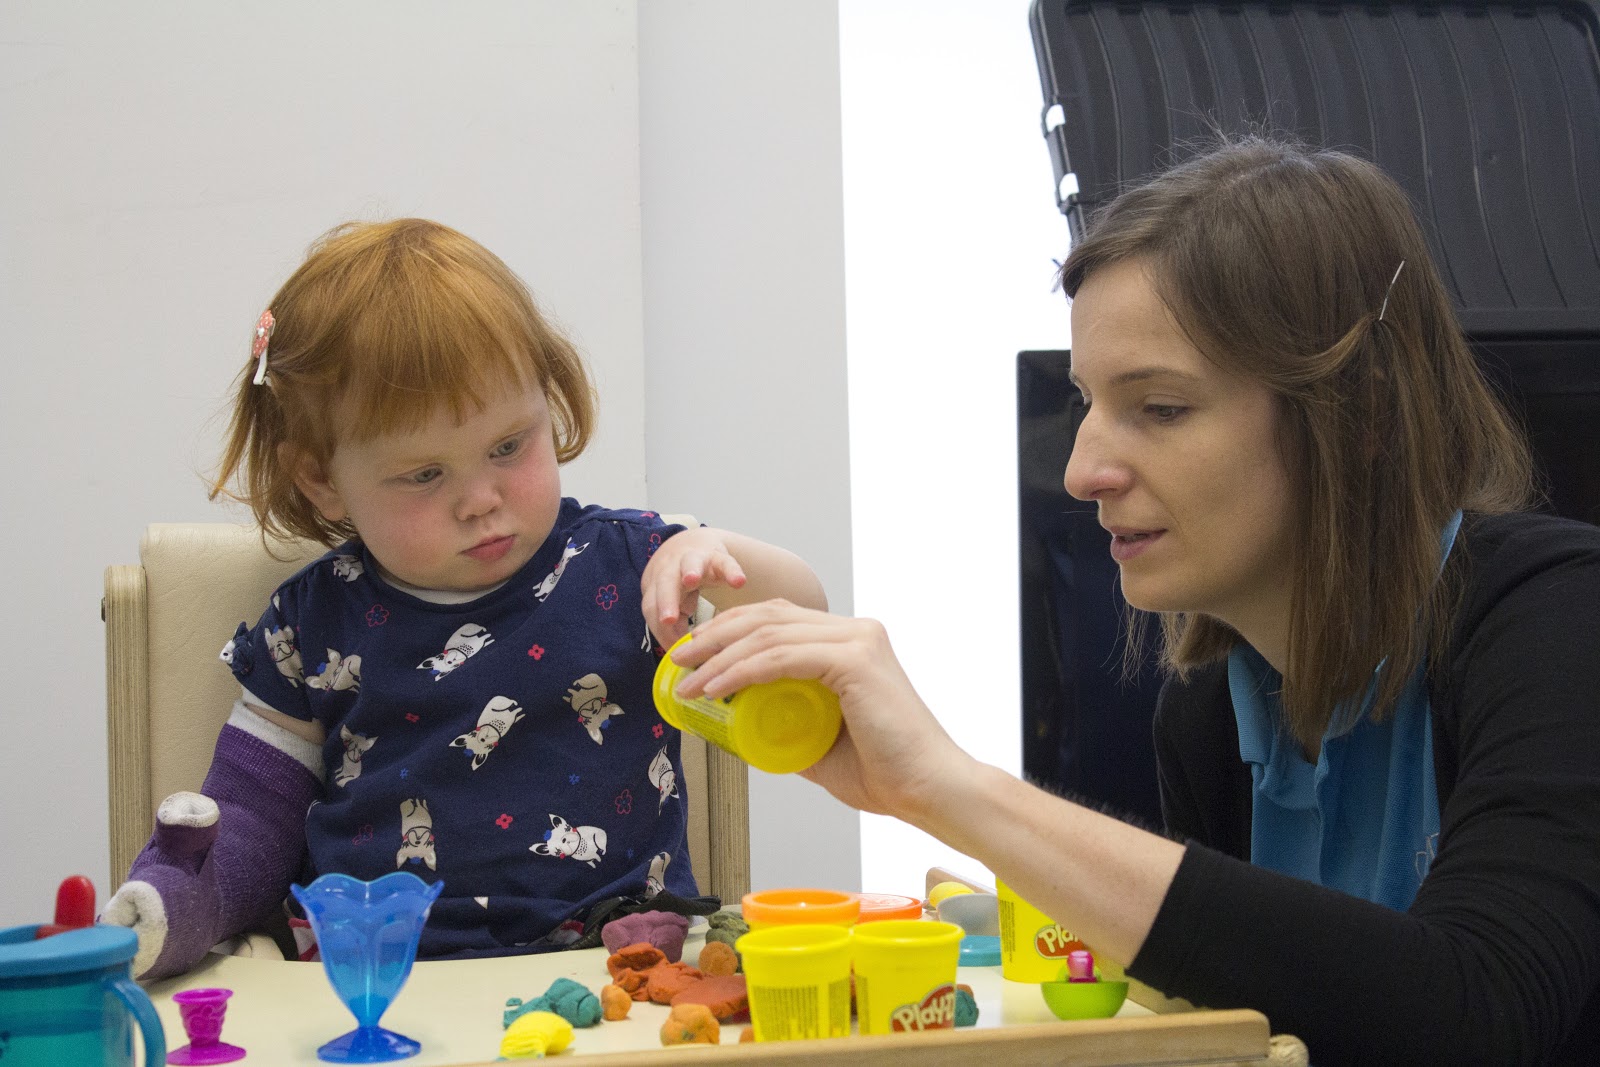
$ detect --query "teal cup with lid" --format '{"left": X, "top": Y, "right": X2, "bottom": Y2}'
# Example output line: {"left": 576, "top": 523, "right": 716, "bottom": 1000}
{"left": 0, "top": 922, "right": 166, "bottom": 1066}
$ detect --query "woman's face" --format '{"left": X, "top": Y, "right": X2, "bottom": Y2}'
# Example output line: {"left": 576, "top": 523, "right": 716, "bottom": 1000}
{"left": 1064, "top": 258, "right": 1297, "bottom": 647}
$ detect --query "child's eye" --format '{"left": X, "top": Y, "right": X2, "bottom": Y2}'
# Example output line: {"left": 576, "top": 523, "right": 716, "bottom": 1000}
{"left": 409, "top": 467, "right": 443, "bottom": 485}
{"left": 491, "top": 436, "right": 522, "bottom": 459}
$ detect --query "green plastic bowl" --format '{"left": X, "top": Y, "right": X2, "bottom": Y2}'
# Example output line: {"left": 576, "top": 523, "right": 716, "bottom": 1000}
{"left": 1039, "top": 978, "right": 1129, "bottom": 1020}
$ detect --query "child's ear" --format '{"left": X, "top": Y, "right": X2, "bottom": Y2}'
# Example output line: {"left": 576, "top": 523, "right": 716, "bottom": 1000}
{"left": 281, "top": 443, "right": 349, "bottom": 524}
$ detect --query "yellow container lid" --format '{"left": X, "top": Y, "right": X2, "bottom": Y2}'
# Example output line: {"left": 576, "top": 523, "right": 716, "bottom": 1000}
{"left": 742, "top": 888, "right": 860, "bottom": 928}
{"left": 854, "top": 893, "right": 925, "bottom": 923}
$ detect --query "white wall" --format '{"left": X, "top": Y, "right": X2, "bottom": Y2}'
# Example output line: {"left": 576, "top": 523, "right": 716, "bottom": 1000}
{"left": 0, "top": 0, "right": 1063, "bottom": 926}
{"left": 838, "top": 0, "right": 1072, "bottom": 893}
{"left": 637, "top": 2, "right": 861, "bottom": 893}
{"left": 0, "top": 0, "right": 860, "bottom": 926}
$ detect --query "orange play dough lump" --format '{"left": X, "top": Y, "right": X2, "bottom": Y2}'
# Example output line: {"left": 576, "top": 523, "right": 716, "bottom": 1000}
{"left": 600, "top": 983, "right": 632, "bottom": 1021}
{"left": 660, "top": 1002, "right": 720, "bottom": 1046}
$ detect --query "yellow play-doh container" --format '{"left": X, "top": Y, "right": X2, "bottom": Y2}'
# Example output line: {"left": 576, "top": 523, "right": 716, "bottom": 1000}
{"left": 742, "top": 888, "right": 860, "bottom": 932}
{"left": 654, "top": 634, "right": 842, "bottom": 775}
{"left": 736, "top": 925, "right": 854, "bottom": 1042}
{"left": 995, "top": 877, "right": 1089, "bottom": 983}
{"left": 850, "top": 920, "right": 963, "bottom": 1035}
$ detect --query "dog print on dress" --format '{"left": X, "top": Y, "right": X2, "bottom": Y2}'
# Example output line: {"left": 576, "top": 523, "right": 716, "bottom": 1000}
{"left": 565, "top": 673, "right": 624, "bottom": 744}
{"left": 333, "top": 725, "right": 377, "bottom": 787}
{"left": 331, "top": 555, "right": 365, "bottom": 582}
{"left": 449, "top": 695, "right": 526, "bottom": 771}
{"left": 306, "top": 649, "right": 362, "bottom": 693}
{"left": 265, "top": 625, "right": 303, "bottom": 687}
{"left": 396, "top": 798, "right": 437, "bottom": 870}
{"left": 529, "top": 814, "right": 606, "bottom": 868}
{"left": 532, "top": 538, "right": 589, "bottom": 601}
{"left": 648, "top": 746, "right": 679, "bottom": 811}
{"left": 417, "top": 623, "right": 494, "bottom": 681}
{"left": 645, "top": 851, "right": 672, "bottom": 897}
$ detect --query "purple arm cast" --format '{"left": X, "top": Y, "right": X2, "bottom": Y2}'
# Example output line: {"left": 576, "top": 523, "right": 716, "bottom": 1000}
{"left": 128, "top": 723, "right": 319, "bottom": 980}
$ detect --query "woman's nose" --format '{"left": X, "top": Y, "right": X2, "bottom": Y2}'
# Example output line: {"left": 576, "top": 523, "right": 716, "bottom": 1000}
{"left": 1063, "top": 409, "right": 1129, "bottom": 501}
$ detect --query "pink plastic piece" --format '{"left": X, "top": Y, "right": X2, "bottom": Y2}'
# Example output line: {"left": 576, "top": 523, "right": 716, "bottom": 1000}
{"left": 168, "top": 987, "right": 247, "bottom": 1064}
{"left": 1066, "top": 949, "right": 1096, "bottom": 983}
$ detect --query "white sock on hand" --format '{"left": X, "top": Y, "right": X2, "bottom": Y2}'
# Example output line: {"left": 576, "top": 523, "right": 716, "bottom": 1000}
{"left": 102, "top": 880, "right": 168, "bottom": 979}
{"left": 155, "top": 791, "right": 219, "bottom": 828}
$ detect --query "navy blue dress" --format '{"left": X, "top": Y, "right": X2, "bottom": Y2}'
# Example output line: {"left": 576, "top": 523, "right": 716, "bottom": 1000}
{"left": 224, "top": 499, "right": 698, "bottom": 958}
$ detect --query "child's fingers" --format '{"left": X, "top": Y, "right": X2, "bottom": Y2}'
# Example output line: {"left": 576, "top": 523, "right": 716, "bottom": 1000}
{"left": 702, "top": 551, "right": 747, "bottom": 589}
{"left": 645, "top": 555, "right": 699, "bottom": 626}
{"left": 676, "top": 585, "right": 703, "bottom": 624}
{"left": 676, "top": 550, "right": 707, "bottom": 593}
{"left": 649, "top": 613, "right": 692, "bottom": 649}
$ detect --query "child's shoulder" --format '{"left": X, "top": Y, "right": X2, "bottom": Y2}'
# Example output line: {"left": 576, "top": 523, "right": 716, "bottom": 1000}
{"left": 555, "top": 498, "right": 690, "bottom": 539}
{"left": 265, "top": 541, "right": 370, "bottom": 607}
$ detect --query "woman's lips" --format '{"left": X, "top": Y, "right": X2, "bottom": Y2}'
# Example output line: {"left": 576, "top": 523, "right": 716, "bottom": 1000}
{"left": 1107, "top": 529, "right": 1164, "bottom": 563}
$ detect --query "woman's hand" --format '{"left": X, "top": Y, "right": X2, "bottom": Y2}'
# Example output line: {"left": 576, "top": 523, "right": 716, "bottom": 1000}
{"left": 668, "top": 600, "right": 975, "bottom": 822}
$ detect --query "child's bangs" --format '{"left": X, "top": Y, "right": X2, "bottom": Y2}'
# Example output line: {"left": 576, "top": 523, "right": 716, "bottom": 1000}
{"left": 333, "top": 265, "right": 542, "bottom": 443}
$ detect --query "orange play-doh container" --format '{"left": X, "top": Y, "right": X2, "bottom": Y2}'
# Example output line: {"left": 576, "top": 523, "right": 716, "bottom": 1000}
{"left": 853, "top": 893, "right": 924, "bottom": 923}
{"left": 741, "top": 888, "right": 860, "bottom": 932}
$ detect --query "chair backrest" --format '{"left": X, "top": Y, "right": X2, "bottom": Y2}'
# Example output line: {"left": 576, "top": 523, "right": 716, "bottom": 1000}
{"left": 104, "top": 521, "right": 750, "bottom": 903}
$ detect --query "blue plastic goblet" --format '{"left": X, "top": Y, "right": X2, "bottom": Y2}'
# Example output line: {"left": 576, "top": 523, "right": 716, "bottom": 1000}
{"left": 291, "top": 872, "right": 442, "bottom": 1063}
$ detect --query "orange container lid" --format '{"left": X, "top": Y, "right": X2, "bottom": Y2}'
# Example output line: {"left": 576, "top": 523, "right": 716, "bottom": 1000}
{"left": 741, "top": 888, "right": 860, "bottom": 927}
{"left": 853, "top": 892, "right": 925, "bottom": 922}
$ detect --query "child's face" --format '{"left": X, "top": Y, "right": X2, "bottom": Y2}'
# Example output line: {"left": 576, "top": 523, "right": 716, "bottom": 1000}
{"left": 301, "top": 381, "right": 563, "bottom": 592}
{"left": 1063, "top": 257, "right": 1297, "bottom": 642}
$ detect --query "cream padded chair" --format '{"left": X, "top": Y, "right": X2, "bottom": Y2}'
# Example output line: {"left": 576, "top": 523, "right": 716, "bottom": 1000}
{"left": 103, "top": 521, "right": 751, "bottom": 912}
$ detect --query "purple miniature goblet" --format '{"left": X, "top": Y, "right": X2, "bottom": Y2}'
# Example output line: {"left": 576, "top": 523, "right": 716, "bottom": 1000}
{"left": 168, "top": 987, "right": 246, "bottom": 1064}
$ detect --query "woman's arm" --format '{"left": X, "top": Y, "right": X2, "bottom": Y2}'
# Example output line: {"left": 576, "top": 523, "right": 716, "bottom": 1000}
{"left": 669, "top": 600, "right": 1182, "bottom": 965}
{"left": 675, "top": 518, "right": 1600, "bottom": 1065}
{"left": 1134, "top": 516, "right": 1600, "bottom": 1064}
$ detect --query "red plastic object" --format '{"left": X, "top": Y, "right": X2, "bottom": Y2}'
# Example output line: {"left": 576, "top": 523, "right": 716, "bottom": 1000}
{"left": 35, "top": 876, "right": 96, "bottom": 939}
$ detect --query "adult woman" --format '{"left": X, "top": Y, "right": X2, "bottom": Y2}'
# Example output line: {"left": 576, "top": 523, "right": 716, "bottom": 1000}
{"left": 671, "top": 138, "right": 1600, "bottom": 1064}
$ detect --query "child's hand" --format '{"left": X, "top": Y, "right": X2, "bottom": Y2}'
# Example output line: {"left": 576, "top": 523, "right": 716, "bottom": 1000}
{"left": 102, "top": 879, "right": 170, "bottom": 980}
{"left": 102, "top": 791, "right": 218, "bottom": 980}
{"left": 642, "top": 527, "right": 748, "bottom": 648}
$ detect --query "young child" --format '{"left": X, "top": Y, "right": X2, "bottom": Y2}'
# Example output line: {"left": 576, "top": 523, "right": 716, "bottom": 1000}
{"left": 104, "top": 218, "right": 827, "bottom": 981}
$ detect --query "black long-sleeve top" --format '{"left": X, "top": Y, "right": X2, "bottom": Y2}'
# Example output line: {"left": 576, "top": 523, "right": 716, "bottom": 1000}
{"left": 1129, "top": 511, "right": 1600, "bottom": 1065}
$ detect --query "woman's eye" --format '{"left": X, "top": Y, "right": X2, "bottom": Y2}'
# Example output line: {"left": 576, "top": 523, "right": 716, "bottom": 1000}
{"left": 491, "top": 437, "right": 522, "bottom": 459}
{"left": 409, "top": 467, "right": 442, "bottom": 485}
{"left": 1146, "top": 404, "right": 1187, "bottom": 422}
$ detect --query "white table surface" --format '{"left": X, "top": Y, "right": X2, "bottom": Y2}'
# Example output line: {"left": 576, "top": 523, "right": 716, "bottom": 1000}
{"left": 145, "top": 931, "right": 1155, "bottom": 1065}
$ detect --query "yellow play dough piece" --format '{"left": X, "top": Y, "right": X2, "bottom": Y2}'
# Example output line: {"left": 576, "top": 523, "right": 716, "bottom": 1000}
{"left": 500, "top": 1010, "right": 575, "bottom": 1059}
{"left": 928, "top": 881, "right": 975, "bottom": 908}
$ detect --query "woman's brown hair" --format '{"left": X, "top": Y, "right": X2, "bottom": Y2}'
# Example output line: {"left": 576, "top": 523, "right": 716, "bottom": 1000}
{"left": 1059, "top": 136, "right": 1534, "bottom": 747}
{"left": 212, "top": 218, "right": 596, "bottom": 547}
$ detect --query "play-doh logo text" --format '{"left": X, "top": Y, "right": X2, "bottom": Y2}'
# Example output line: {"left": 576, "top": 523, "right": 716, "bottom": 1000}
{"left": 890, "top": 985, "right": 956, "bottom": 1031}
